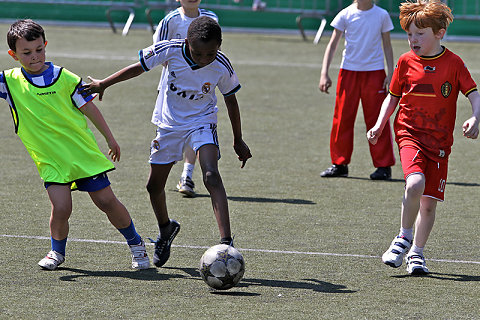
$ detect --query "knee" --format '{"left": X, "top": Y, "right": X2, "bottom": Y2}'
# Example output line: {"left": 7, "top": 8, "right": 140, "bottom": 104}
{"left": 94, "top": 195, "right": 118, "bottom": 212}
{"left": 203, "top": 170, "right": 222, "bottom": 188}
{"left": 405, "top": 177, "right": 425, "bottom": 198}
{"left": 51, "top": 203, "right": 72, "bottom": 221}
{"left": 146, "top": 181, "right": 164, "bottom": 195}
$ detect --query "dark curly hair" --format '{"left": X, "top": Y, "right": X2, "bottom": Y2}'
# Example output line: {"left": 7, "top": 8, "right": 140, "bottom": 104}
{"left": 7, "top": 19, "right": 46, "bottom": 51}
{"left": 187, "top": 16, "right": 222, "bottom": 45}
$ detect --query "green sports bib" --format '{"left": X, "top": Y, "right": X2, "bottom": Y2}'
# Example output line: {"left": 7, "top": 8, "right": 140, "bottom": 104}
{"left": 3, "top": 67, "right": 114, "bottom": 183}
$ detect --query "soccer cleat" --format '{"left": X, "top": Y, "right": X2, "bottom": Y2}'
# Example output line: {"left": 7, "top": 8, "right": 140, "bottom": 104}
{"left": 370, "top": 167, "right": 392, "bottom": 180}
{"left": 406, "top": 252, "right": 429, "bottom": 275}
{"left": 38, "top": 250, "right": 65, "bottom": 270}
{"left": 320, "top": 164, "right": 348, "bottom": 177}
{"left": 382, "top": 235, "right": 412, "bottom": 268}
{"left": 220, "top": 235, "right": 235, "bottom": 247}
{"left": 129, "top": 240, "right": 150, "bottom": 270}
{"left": 177, "top": 176, "right": 195, "bottom": 197}
{"left": 153, "top": 219, "right": 180, "bottom": 267}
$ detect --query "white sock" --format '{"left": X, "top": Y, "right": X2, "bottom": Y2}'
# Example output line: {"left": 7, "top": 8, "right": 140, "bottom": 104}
{"left": 410, "top": 244, "right": 424, "bottom": 256}
{"left": 399, "top": 227, "right": 413, "bottom": 241}
{"left": 182, "top": 163, "right": 195, "bottom": 179}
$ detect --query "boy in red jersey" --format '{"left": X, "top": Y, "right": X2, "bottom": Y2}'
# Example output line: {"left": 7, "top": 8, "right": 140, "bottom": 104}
{"left": 367, "top": 0, "right": 480, "bottom": 275}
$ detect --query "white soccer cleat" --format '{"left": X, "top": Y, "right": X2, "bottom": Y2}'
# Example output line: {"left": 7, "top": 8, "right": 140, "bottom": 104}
{"left": 129, "top": 240, "right": 150, "bottom": 270}
{"left": 177, "top": 176, "right": 195, "bottom": 197}
{"left": 38, "top": 250, "right": 65, "bottom": 270}
{"left": 382, "top": 235, "right": 412, "bottom": 268}
{"left": 406, "top": 253, "right": 429, "bottom": 275}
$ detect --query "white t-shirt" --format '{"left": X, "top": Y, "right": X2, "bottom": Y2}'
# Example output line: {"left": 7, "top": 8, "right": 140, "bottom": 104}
{"left": 153, "top": 8, "right": 218, "bottom": 43}
{"left": 331, "top": 4, "right": 393, "bottom": 71}
{"left": 139, "top": 39, "right": 241, "bottom": 130}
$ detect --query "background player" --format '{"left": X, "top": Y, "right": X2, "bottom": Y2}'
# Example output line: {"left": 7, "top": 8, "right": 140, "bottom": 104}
{"left": 1, "top": 19, "right": 150, "bottom": 270}
{"left": 319, "top": 0, "right": 396, "bottom": 180}
{"left": 81, "top": 16, "right": 252, "bottom": 268}
{"left": 153, "top": 0, "right": 218, "bottom": 197}
{"left": 367, "top": 0, "right": 480, "bottom": 275}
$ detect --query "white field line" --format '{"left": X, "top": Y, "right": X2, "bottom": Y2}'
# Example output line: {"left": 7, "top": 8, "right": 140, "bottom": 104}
{"left": 1, "top": 233, "right": 479, "bottom": 265}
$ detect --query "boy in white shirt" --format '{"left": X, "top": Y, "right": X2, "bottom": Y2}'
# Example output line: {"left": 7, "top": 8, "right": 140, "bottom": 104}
{"left": 319, "top": 0, "right": 396, "bottom": 180}
{"left": 81, "top": 16, "right": 252, "bottom": 268}
{"left": 153, "top": 0, "right": 218, "bottom": 197}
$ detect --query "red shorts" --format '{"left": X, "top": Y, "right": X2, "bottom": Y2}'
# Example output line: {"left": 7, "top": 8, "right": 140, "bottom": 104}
{"left": 399, "top": 146, "right": 448, "bottom": 201}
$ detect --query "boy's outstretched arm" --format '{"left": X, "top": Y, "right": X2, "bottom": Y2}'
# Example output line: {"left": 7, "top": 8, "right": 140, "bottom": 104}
{"left": 80, "top": 101, "right": 121, "bottom": 162}
{"left": 80, "top": 62, "right": 145, "bottom": 100}
{"left": 463, "top": 91, "right": 480, "bottom": 139}
{"left": 224, "top": 94, "right": 252, "bottom": 168}
{"left": 367, "top": 94, "right": 399, "bottom": 145}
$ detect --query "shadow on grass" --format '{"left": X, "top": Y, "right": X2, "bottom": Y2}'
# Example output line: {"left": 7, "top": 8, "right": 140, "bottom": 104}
{"left": 173, "top": 192, "right": 316, "bottom": 205}
{"left": 392, "top": 272, "right": 480, "bottom": 282}
{"left": 238, "top": 277, "right": 356, "bottom": 293}
{"left": 57, "top": 267, "right": 184, "bottom": 282}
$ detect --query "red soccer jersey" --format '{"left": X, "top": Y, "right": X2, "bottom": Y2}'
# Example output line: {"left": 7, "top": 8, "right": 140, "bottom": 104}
{"left": 390, "top": 47, "right": 477, "bottom": 161}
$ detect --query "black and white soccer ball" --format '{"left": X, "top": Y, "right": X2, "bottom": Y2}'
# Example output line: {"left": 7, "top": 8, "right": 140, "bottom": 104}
{"left": 199, "top": 244, "right": 245, "bottom": 290}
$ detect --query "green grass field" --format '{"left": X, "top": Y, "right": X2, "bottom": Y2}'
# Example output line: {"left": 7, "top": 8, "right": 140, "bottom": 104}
{"left": 0, "top": 24, "right": 479, "bottom": 319}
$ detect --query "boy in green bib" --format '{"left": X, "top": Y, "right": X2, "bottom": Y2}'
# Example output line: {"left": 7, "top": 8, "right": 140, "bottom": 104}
{"left": 1, "top": 19, "right": 150, "bottom": 270}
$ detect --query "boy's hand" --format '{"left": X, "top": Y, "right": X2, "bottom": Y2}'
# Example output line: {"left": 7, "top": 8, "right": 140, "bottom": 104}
{"left": 79, "top": 77, "right": 106, "bottom": 101}
{"left": 107, "top": 139, "right": 121, "bottom": 162}
{"left": 233, "top": 139, "right": 252, "bottom": 168}
{"left": 462, "top": 116, "right": 479, "bottom": 139}
{"left": 367, "top": 127, "right": 381, "bottom": 145}
{"left": 319, "top": 74, "right": 332, "bottom": 94}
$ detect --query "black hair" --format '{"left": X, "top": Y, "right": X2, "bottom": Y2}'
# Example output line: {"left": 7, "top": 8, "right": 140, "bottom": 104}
{"left": 7, "top": 19, "right": 46, "bottom": 51}
{"left": 187, "top": 16, "right": 222, "bottom": 45}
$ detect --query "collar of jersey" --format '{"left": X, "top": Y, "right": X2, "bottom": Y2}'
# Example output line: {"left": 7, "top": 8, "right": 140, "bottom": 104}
{"left": 419, "top": 46, "right": 446, "bottom": 60}
{"left": 182, "top": 43, "right": 201, "bottom": 70}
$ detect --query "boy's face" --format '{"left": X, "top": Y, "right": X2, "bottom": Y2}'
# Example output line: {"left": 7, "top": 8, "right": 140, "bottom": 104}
{"left": 187, "top": 38, "right": 220, "bottom": 67}
{"left": 407, "top": 23, "right": 445, "bottom": 57}
{"left": 8, "top": 36, "right": 47, "bottom": 74}
{"left": 177, "top": 0, "right": 201, "bottom": 10}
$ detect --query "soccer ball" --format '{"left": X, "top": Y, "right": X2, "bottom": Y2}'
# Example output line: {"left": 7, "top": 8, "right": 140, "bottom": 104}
{"left": 199, "top": 244, "right": 245, "bottom": 290}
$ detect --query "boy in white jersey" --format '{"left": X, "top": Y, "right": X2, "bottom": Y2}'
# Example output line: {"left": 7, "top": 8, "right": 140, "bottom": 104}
{"left": 153, "top": 0, "right": 218, "bottom": 197}
{"left": 1, "top": 20, "right": 149, "bottom": 270}
{"left": 81, "top": 16, "right": 252, "bottom": 268}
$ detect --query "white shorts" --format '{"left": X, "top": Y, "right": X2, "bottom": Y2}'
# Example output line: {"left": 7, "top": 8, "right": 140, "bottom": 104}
{"left": 149, "top": 124, "right": 220, "bottom": 164}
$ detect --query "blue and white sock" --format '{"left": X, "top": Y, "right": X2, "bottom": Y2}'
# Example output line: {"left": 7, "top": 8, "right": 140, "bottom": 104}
{"left": 51, "top": 237, "right": 67, "bottom": 256}
{"left": 118, "top": 220, "right": 142, "bottom": 245}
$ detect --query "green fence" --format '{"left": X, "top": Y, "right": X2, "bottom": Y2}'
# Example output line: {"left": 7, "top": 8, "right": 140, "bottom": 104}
{"left": 0, "top": 0, "right": 479, "bottom": 37}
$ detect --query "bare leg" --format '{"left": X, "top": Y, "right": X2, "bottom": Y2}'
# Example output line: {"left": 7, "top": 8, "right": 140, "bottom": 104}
{"left": 401, "top": 173, "right": 425, "bottom": 230}
{"left": 198, "top": 144, "right": 231, "bottom": 239}
{"left": 46, "top": 184, "right": 73, "bottom": 241}
{"left": 146, "top": 163, "right": 174, "bottom": 226}
{"left": 89, "top": 185, "right": 132, "bottom": 229}
{"left": 413, "top": 197, "right": 437, "bottom": 248}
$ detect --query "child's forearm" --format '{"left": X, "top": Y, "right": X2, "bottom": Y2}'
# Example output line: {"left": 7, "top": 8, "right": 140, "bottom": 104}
{"left": 224, "top": 94, "right": 243, "bottom": 140}
{"left": 81, "top": 102, "right": 115, "bottom": 142}
{"left": 101, "top": 62, "right": 145, "bottom": 89}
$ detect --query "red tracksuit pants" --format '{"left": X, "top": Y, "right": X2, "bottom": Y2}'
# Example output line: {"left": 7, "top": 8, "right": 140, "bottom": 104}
{"left": 329, "top": 69, "right": 395, "bottom": 167}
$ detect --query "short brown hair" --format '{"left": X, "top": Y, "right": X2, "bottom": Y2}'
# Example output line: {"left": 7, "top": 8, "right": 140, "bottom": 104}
{"left": 399, "top": 0, "right": 453, "bottom": 34}
{"left": 7, "top": 19, "right": 46, "bottom": 51}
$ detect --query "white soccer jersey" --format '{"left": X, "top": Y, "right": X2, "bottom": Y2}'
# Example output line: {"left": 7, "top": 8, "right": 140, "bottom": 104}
{"left": 153, "top": 8, "right": 218, "bottom": 43}
{"left": 139, "top": 39, "right": 241, "bottom": 130}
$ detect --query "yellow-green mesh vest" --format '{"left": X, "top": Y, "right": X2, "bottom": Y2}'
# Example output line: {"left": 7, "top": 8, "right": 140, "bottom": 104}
{"left": 3, "top": 67, "right": 114, "bottom": 183}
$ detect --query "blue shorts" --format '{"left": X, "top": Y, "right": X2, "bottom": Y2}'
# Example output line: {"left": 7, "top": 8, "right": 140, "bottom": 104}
{"left": 44, "top": 172, "right": 111, "bottom": 192}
